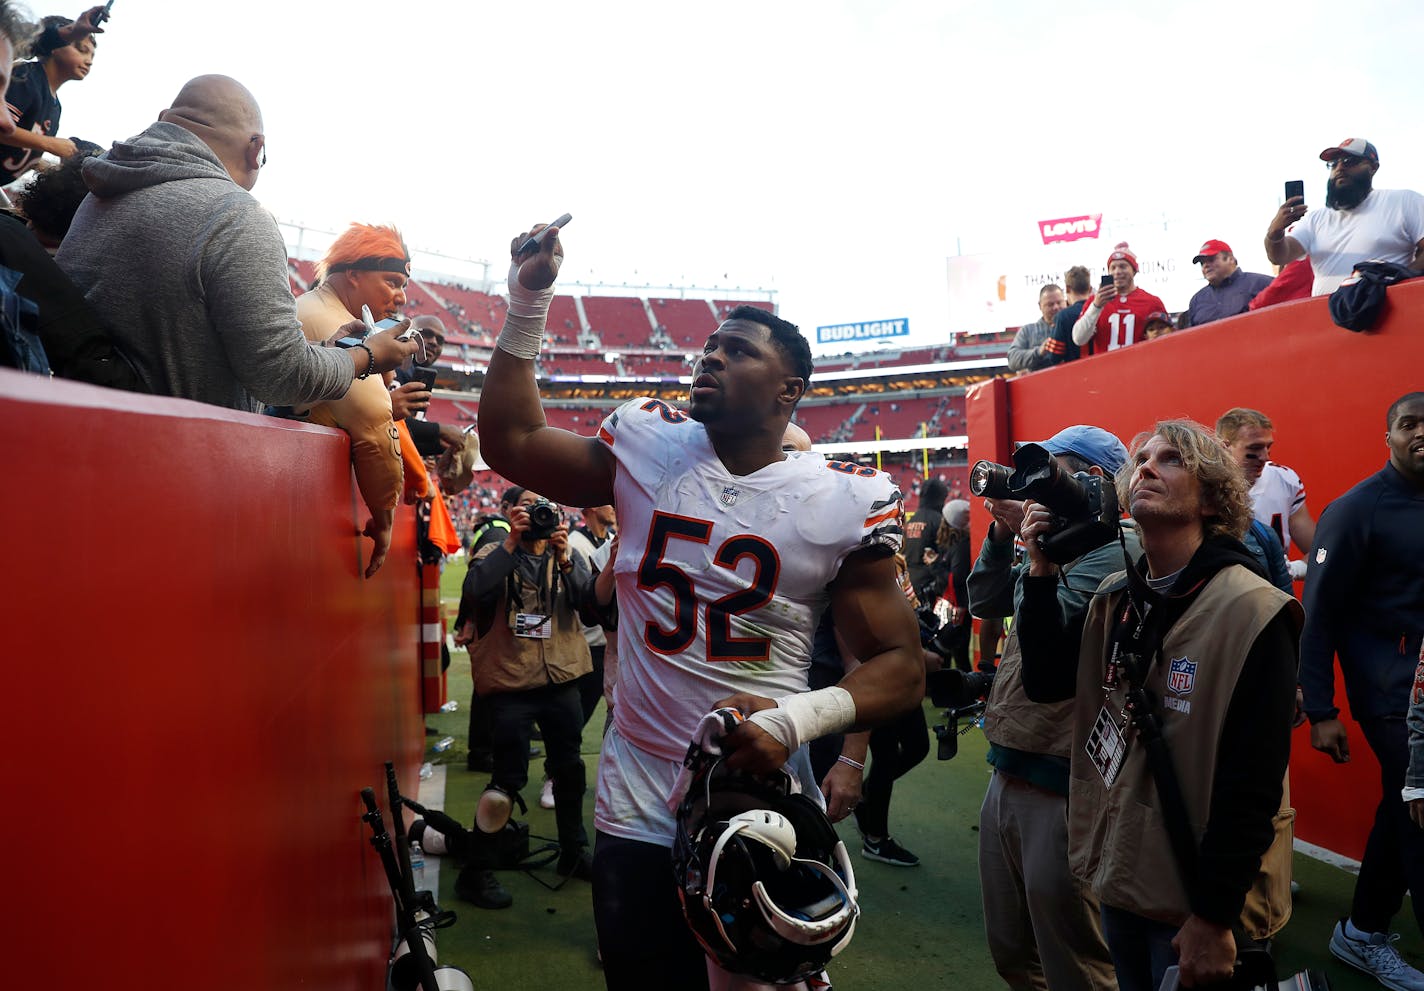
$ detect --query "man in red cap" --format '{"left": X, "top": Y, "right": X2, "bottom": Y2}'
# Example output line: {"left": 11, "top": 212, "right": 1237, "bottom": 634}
{"left": 1265, "top": 138, "right": 1424, "bottom": 296}
{"left": 1069, "top": 242, "right": 1167, "bottom": 356}
{"left": 1182, "top": 240, "right": 1273, "bottom": 327}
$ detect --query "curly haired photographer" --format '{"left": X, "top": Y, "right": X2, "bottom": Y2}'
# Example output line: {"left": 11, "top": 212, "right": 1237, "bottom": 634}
{"left": 1016, "top": 421, "right": 1300, "bottom": 991}
{"left": 453, "top": 490, "right": 597, "bottom": 909}
{"left": 967, "top": 425, "right": 1131, "bottom": 991}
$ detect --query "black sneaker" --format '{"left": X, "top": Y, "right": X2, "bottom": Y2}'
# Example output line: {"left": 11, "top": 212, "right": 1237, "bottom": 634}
{"left": 556, "top": 849, "right": 594, "bottom": 882}
{"left": 454, "top": 867, "right": 513, "bottom": 909}
{"left": 861, "top": 835, "right": 919, "bottom": 867}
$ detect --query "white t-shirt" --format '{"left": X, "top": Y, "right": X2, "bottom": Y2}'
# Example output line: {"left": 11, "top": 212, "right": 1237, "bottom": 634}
{"left": 1250, "top": 462, "right": 1307, "bottom": 554}
{"left": 1288, "top": 187, "right": 1424, "bottom": 295}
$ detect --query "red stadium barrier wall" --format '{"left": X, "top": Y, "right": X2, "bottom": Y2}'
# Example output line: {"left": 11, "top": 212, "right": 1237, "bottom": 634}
{"left": 966, "top": 281, "right": 1424, "bottom": 863}
{"left": 2, "top": 371, "right": 423, "bottom": 988}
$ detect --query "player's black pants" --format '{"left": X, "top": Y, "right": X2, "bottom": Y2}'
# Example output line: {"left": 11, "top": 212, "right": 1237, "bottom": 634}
{"left": 853, "top": 703, "right": 930, "bottom": 838}
{"left": 1351, "top": 715, "right": 1424, "bottom": 935}
{"left": 592, "top": 832, "right": 709, "bottom": 990}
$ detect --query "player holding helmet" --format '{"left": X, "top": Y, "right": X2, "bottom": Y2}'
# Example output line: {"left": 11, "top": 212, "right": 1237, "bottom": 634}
{"left": 477, "top": 221, "right": 924, "bottom": 989}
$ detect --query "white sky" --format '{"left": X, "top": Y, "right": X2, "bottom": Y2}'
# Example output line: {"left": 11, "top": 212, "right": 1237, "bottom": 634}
{"left": 55, "top": 0, "right": 1424, "bottom": 355}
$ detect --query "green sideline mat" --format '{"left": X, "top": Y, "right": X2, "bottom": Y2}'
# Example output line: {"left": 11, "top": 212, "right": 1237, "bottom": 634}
{"left": 419, "top": 562, "right": 1421, "bottom": 989}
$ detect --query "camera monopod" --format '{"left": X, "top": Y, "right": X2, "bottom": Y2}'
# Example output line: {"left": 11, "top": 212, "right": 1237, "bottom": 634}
{"left": 360, "top": 787, "right": 439, "bottom": 991}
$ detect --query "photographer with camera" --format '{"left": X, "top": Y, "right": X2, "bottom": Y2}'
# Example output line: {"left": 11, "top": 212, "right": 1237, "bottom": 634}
{"left": 452, "top": 489, "right": 597, "bottom": 909}
{"left": 966, "top": 425, "right": 1131, "bottom": 991}
{"left": 1016, "top": 421, "right": 1300, "bottom": 991}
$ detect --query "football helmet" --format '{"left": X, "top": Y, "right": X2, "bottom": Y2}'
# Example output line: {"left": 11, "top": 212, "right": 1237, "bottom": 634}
{"left": 673, "top": 753, "right": 859, "bottom": 985}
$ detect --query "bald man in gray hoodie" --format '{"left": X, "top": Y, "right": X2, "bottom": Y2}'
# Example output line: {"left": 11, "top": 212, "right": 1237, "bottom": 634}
{"left": 56, "top": 75, "right": 414, "bottom": 411}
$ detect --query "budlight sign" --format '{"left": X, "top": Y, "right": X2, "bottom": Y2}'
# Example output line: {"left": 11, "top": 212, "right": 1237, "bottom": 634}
{"left": 816, "top": 318, "right": 910, "bottom": 344}
{"left": 1038, "top": 214, "right": 1103, "bottom": 245}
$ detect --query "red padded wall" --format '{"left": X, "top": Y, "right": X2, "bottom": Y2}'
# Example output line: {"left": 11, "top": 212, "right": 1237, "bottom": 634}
{"left": 3, "top": 371, "right": 422, "bottom": 988}
{"left": 965, "top": 282, "right": 1424, "bottom": 862}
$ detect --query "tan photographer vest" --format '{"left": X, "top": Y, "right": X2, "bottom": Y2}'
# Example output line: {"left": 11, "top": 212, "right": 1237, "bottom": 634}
{"left": 1067, "top": 565, "right": 1301, "bottom": 937}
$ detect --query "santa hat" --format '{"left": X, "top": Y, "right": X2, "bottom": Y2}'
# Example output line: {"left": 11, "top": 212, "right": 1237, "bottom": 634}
{"left": 1106, "top": 242, "right": 1138, "bottom": 273}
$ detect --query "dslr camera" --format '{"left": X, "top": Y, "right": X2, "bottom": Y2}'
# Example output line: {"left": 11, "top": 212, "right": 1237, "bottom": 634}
{"left": 969, "top": 443, "right": 1119, "bottom": 565}
{"left": 524, "top": 498, "right": 562, "bottom": 541}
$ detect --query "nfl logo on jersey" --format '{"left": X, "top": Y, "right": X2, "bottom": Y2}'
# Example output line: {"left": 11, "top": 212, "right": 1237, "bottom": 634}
{"left": 719, "top": 486, "right": 739, "bottom": 507}
{"left": 1167, "top": 657, "right": 1196, "bottom": 696}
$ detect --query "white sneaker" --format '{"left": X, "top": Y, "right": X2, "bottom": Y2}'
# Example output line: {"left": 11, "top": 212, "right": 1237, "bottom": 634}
{"left": 1330, "top": 920, "right": 1424, "bottom": 991}
{"left": 540, "top": 776, "right": 556, "bottom": 810}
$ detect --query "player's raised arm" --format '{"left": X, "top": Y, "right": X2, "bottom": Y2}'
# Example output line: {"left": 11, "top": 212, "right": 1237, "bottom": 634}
{"left": 479, "top": 224, "right": 616, "bottom": 507}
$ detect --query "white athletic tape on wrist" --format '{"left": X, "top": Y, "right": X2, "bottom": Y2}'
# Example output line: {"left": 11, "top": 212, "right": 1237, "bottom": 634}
{"left": 496, "top": 261, "right": 555, "bottom": 358}
{"left": 748, "top": 686, "right": 857, "bottom": 754}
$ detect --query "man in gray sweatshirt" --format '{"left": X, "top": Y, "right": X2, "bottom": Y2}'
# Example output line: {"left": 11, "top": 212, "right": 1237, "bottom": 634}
{"left": 56, "top": 74, "right": 414, "bottom": 411}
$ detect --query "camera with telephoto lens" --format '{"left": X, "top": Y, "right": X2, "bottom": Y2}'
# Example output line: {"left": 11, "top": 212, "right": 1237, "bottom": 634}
{"left": 925, "top": 668, "right": 995, "bottom": 760}
{"left": 524, "top": 498, "right": 561, "bottom": 541}
{"left": 970, "top": 442, "right": 1120, "bottom": 565}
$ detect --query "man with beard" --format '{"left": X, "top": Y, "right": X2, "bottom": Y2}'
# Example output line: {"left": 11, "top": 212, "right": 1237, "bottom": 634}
{"left": 1303, "top": 393, "right": 1424, "bottom": 991}
{"left": 1182, "top": 240, "right": 1273, "bottom": 327}
{"left": 478, "top": 221, "right": 923, "bottom": 989}
{"left": 1069, "top": 243, "right": 1167, "bottom": 356}
{"left": 1265, "top": 139, "right": 1424, "bottom": 296}
{"left": 1016, "top": 421, "right": 1300, "bottom": 991}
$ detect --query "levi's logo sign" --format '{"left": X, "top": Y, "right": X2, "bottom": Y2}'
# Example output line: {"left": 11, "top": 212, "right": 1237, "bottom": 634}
{"left": 1039, "top": 214, "right": 1103, "bottom": 245}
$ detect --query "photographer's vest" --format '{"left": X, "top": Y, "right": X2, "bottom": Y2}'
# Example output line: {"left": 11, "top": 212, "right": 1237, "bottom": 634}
{"left": 983, "top": 533, "right": 1141, "bottom": 761}
{"left": 1067, "top": 565, "right": 1301, "bottom": 937}
{"left": 984, "top": 626, "right": 1074, "bottom": 759}
{"left": 468, "top": 544, "right": 592, "bottom": 697}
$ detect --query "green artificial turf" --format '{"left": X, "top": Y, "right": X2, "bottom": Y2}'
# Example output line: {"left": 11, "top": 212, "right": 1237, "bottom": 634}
{"left": 420, "top": 561, "right": 1422, "bottom": 990}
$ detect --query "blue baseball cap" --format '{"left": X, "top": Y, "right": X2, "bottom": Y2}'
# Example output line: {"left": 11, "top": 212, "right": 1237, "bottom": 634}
{"left": 1039, "top": 425, "right": 1128, "bottom": 474}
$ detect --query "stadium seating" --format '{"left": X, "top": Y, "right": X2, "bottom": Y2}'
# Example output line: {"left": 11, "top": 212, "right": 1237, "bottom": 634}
{"left": 650, "top": 297, "right": 718, "bottom": 348}
{"left": 847, "top": 396, "right": 946, "bottom": 442}
{"left": 538, "top": 356, "right": 619, "bottom": 377}
{"left": 793, "top": 404, "right": 856, "bottom": 443}
{"left": 583, "top": 296, "right": 653, "bottom": 348}
{"left": 622, "top": 354, "right": 691, "bottom": 378}
{"left": 547, "top": 295, "right": 582, "bottom": 346}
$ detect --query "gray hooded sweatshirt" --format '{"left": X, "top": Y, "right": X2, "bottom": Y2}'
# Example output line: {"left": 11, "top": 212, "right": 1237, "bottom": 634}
{"left": 56, "top": 121, "right": 352, "bottom": 411}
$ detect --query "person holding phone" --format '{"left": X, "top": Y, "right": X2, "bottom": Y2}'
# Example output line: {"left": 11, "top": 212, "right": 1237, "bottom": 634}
{"left": 293, "top": 222, "right": 414, "bottom": 578}
{"left": 391, "top": 314, "right": 468, "bottom": 459}
{"left": 1180, "top": 239, "right": 1273, "bottom": 328}
{"left": 1265, "top": 138, "right": 1424, "bottom": 296}
{"left": 1068, "top": 242, "right": 1168, "bottom": 356}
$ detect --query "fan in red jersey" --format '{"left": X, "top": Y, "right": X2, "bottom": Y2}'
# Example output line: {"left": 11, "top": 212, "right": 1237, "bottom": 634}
{"left": 1069, "top": 242, "right": 1168, "bottom": 356}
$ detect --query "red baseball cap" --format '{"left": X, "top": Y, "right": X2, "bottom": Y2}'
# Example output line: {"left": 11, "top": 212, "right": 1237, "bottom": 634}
{"left": 1320, "top": 138, "right": 1379, "bottom": 165}
{"left": 1192, "top": 240, "right": 1233, "bottom": 264}
{"left": 1143, "top": 311, "right": 1173, "bottom": 328}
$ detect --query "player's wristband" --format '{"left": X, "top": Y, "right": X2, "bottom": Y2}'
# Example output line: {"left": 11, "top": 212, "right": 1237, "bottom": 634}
{"left": 496, "top": 261, "right": 555, "bottom": 359}
{"left": 748, "top": 686, "right": 857, "bottom": 754}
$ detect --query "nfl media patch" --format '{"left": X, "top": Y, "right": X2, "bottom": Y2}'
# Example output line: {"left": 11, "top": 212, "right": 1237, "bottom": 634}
{"left": 1167, "top": 657, "right": 1196, "bottom": 696}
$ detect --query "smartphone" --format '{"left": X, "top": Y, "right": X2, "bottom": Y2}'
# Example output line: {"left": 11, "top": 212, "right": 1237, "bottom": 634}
{"left": 1284, "top": 179, "right": 1305, "bottom": 202}
{"left": 335, "top": 318, "right": 401, "bottom": 350}
{"left": 412, "top": 367, "right": 438, "bottom": 390}
{"left": 518, "top": 213, "right": 573, "bottom": 255}
{"left": 1100, "top": 274, "right": 1114, "bottom": 288}
{"left": 95, "top": 0, "right": 115, "bottom": 25}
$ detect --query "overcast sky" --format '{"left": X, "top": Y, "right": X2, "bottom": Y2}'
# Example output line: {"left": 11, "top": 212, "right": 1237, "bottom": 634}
{"left": 54, "top": 0, "right": 1424, "bottom": 353}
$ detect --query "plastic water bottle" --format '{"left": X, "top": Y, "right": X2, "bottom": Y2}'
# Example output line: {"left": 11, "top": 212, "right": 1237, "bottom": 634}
{"left": 432, "top": 735, "right": 455, "bottom": 753}
{"left": 439, "top": 699, "right": 459, "bottom": 713}
{"left": 409, "top": 840, "right": 425, "bottom": 890}
{"left": 419, "top": 761, "right": 434, "bottom": 781}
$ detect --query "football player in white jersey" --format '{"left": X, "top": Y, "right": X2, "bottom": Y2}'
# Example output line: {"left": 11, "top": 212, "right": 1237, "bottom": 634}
{"left": 1217, "top": 407, "right": 1318, "bottom": 578}
{"left": 479, "top": 223, "right": 923, "bottom": 990}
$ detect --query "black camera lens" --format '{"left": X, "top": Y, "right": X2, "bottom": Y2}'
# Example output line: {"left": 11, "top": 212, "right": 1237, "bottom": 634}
{"left": 525, "top": 498, "right": 561, "bottom": 540}
{"left": 970, "top": 460, "right": 1015, "bottom": 499}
